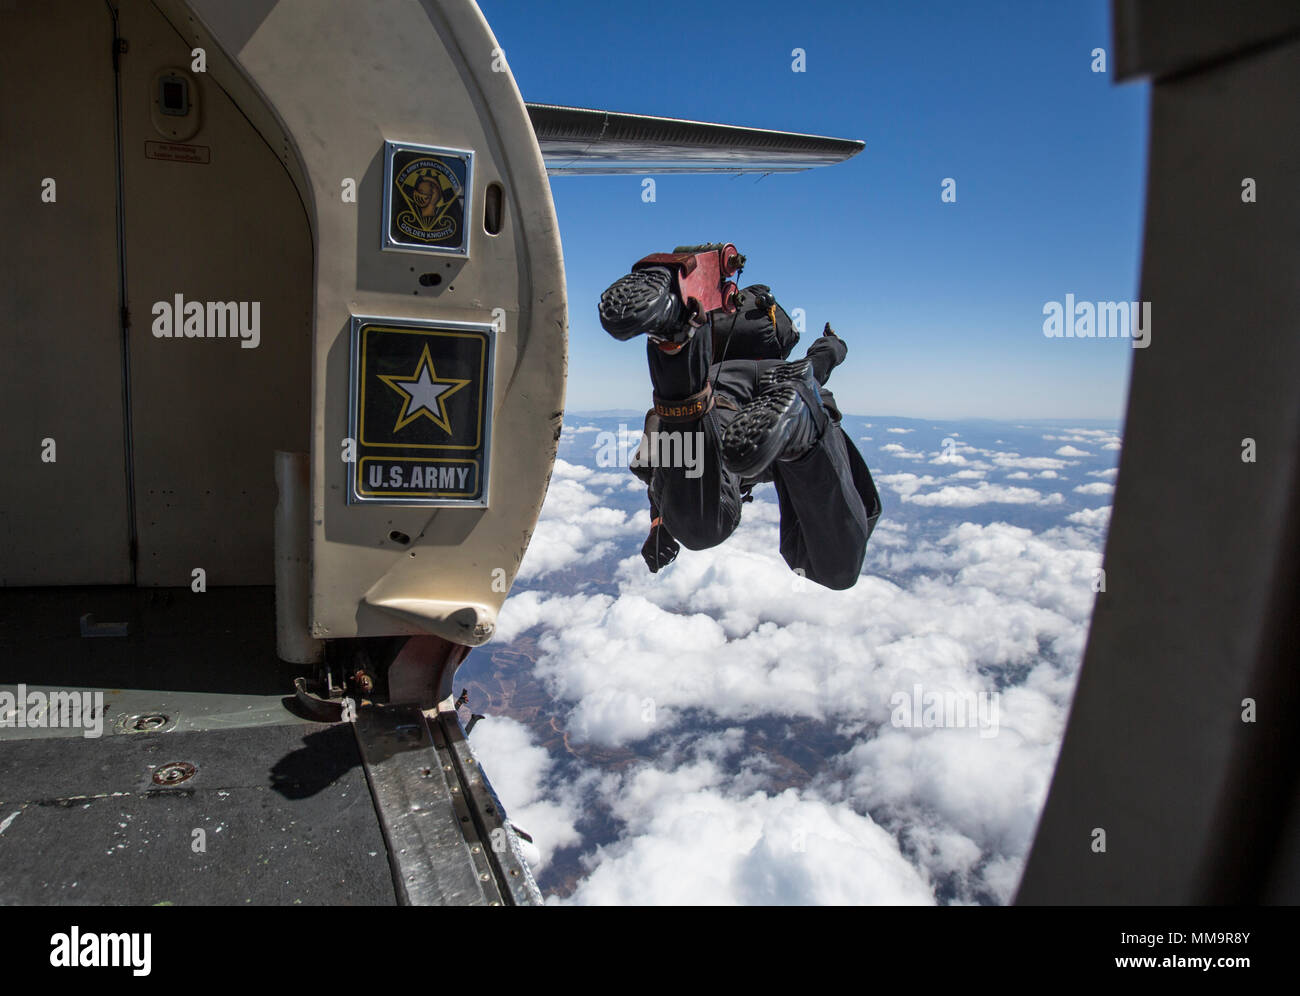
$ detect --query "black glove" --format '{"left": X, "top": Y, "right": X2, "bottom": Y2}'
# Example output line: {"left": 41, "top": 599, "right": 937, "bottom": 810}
{"left": 641, "top": 520, "right": 680, "bottom": 573}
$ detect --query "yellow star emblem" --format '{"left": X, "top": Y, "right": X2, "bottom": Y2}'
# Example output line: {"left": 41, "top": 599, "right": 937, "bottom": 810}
{"left": 377, "top": 345, "right": 470, "bottom": 435}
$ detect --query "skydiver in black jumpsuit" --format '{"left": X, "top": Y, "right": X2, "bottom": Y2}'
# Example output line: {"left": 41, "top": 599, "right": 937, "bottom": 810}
{"left": 598, "top": 266, "right": 881, "bottom": 590}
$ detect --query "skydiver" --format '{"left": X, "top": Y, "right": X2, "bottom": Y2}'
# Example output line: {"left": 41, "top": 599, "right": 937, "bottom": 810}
{"left": 597, "top": 261, "right": 881, "bottom": 590}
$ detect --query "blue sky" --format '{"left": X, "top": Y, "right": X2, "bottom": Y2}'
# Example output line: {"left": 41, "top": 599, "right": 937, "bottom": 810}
{"left": 479, "top": 0, "right": 1149, "bottom": 420}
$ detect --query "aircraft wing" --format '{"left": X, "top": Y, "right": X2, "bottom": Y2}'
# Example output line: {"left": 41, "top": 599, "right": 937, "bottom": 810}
{"left": 525, "top": 102, "right": 864, "bottom": 175}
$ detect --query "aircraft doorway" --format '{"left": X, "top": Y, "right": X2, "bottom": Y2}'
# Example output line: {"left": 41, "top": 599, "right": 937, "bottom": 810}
{"left": 0, "top": 0, "right": 313, "bottom": 589}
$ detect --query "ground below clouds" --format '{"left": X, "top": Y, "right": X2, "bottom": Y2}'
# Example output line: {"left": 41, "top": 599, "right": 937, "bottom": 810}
{"left": 457, "top": 415, "right": 1119, "bottom": 905}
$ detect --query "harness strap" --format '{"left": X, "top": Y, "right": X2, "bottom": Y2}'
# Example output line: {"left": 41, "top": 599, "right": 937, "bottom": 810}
{"left": 654, "top": 382, "right": 715, "bottom": 422}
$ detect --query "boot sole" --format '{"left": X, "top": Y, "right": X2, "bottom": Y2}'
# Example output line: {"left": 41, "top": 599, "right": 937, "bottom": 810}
{"left": 758, "top": 357, "right": 814, "bottom": 393}
{"left": 721, "top": 385, "right": 803, "bottom": 479}
{"left": 597, "top": 266, "right": 684, "bottom": 342}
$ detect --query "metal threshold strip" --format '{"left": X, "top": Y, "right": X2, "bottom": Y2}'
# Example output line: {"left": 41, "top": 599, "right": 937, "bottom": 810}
{"left": 352, "top": 703, "right": 541, "bottom": 906}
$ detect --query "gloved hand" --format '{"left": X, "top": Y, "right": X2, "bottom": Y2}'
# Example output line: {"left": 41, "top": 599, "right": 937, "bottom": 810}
{"left": 641, "top": 519, "right": 679, "bottom": 572}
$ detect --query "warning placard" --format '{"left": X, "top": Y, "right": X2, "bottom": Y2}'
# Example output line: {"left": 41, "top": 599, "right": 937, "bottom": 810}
{"left": 144, "top": 140, "right": 211, "bottom": 164}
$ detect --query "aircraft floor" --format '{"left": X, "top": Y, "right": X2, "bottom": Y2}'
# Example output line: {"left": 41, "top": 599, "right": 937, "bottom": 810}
{"left": 0, "top": 586, "right": 399, "bottom": 905}
{"left": 0, "top": 720, "right": 398, "bottom": 905}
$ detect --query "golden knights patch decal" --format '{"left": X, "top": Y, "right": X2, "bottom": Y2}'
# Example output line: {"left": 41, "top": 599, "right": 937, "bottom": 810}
{"left": 382, "top": 140, "right": 473, "bottom": 257}
{"left": 348, "top": 316, "right": 495, "bottom": 506}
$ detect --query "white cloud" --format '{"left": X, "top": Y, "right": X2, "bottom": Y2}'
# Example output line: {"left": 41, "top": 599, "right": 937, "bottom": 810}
{"left": 1061, "top": 428, "right": 1116, "bottom": 438}
{"left": 835, "top": 718, "right": 1064, "bottom": 904}
{"left": 879, "top": 473, "right": 944, "bottom": 498}
{"left": 881, "top": 443, "right": 925, "bottom": 460}
{"left": 490, "top": 428, "right": 1112, "bottom": 906}
{"left": 494, "top": 508, "right": 1101, "bottom": 904}
{"left": 498, "top": 515, "right": 1097, "bottom": 747}
{"left": 1045, "top": 430, "right": 1119, "bottom": 447}
{"left": 908, "top": 485, "right": 1063, "bottom": 507}
{"left": 1054, "top": 428, "right": 1122, "bottom": 450}
{"left": 992, "top": 453, "right": 1073, "bottom": 471}
{"left": 585, "top": 470, "right": 630, "bottom": 489}
{"left": 1066, "top": 506, "right": 1112, "bottom": 529}
{"left": 878, "top": 471, "right": 1062, "bottom": 507}
{"left": 470, "top": 717, "right": 582, "bottom": 873}
{"left": 1054, "top": 445, "right": 1092, "bottom": 457}
{"left": 566, "top": 753, "right": 934, "bottom": 905}
{"left": 516, "top": 459, "right": 635, "bottom": 580}
{"left": 930, "top": 452, "right": 994, "bottom": 470}
{"left": 560, "top": 423, "right": 605, "bottom": 442}
{"left": 1087, "top": 468, "right": 1119, "bottom": 480}
{"left": 1073, "top": 482, "right": 1114, "bottom": 497}
{"left": 886, "top": 428, "right": 914, "bottom": 434}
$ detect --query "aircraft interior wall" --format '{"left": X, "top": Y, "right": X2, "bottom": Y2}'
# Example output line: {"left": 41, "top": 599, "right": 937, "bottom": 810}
{"left": 0, "top": 0, "right": 312, "bottom": 589}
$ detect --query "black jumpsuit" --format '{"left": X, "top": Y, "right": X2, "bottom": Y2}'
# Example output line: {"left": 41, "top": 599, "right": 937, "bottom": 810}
{"left": 632, "top": 324, "right": 881, "bottom": 591}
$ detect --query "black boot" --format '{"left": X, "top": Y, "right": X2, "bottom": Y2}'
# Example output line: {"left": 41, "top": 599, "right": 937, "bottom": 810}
{"left": 720, "top": 359, "right": 826, "bottom": 479}
{"left": 598, "top": 266, "right": 689, "bottom": 343}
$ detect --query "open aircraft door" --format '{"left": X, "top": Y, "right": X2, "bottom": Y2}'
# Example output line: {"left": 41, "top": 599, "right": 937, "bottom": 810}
{"left": 2, "top": 0, "right": 563, "bottom": 665}
{"left": 1, "top": 0, "right": 563, "bottom": 905}
{"left": 180, "top": 0, "right": 567, "bottom": 674}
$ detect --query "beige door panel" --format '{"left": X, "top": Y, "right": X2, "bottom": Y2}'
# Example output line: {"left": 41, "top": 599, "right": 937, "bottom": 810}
{"left": 118, "top": 0, "right": 313, "bottom": 586}
{"left": 0, "top": 1, "right": 131, "bottom": 585}
{"left": 181, "top": 0, "right": 568, "bottom": 644}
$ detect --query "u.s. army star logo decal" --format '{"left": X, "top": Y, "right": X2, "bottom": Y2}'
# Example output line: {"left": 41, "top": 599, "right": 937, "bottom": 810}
{"left": 377, "top": 344, "right": 470, "bottom": 434}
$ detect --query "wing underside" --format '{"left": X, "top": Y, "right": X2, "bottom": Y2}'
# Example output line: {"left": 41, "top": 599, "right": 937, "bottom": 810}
{"left": 525, "top": 102, "right": 864, "bottom": 175}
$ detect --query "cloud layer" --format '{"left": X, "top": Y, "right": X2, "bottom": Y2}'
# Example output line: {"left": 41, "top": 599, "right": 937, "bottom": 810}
{"left": 481, "top": 417, "right": 1120, "bottom": 904}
